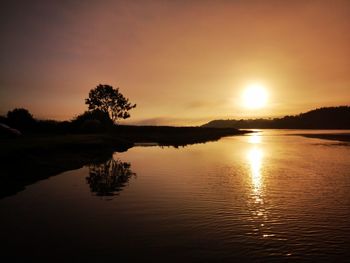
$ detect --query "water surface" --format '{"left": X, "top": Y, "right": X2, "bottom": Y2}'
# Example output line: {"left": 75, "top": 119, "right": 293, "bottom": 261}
{"left": 1, "top": 130, "right": 350, "bottom": 262}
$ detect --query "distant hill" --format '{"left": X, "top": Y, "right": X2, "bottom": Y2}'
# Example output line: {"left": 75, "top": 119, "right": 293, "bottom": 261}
{"left": 202, "top": 106, "right": 350, "bottom": 129}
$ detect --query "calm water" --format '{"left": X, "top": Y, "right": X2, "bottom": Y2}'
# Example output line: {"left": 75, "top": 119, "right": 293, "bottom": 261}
{"left": 1, "top": 130, "right": 350, "bottom": 262}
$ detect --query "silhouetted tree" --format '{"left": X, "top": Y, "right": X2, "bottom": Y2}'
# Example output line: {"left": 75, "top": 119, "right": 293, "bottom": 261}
{"left": 7, "top": 108, "right": 36, "bottom": 131}
{"left": 85, "top": 84, "right": 136, "bottom": 124}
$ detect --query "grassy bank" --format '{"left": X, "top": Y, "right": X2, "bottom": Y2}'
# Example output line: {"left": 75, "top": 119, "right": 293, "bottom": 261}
{"left": 0, "top": 126, "right": 249, "bottom": 198}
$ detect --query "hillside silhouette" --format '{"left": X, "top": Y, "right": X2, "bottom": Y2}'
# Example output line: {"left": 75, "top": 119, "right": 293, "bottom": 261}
{"left": 202, "top": 106, "right": 350, "bottom": 129}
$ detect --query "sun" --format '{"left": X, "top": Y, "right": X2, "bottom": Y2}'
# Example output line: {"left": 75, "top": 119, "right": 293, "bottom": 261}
{"left": 242, "top": 83, "right": 268, "bottom": 109}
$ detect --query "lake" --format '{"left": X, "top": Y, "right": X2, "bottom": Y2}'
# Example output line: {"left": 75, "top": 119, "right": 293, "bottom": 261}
{"left": 1, "top": 130, "right": 350, "bottom": 262}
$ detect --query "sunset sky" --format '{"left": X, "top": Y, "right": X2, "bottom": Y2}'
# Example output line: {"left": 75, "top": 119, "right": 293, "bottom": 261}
{"left": 1, "top": 0, "right": 349, "bottom": 125}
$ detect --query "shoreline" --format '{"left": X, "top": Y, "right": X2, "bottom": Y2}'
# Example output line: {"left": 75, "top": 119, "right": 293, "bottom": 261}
{"left": 0, "top": 126, "right": 250, "bottom": 198}
{"left": 298, "top": 133, "right": 350, "bottom": 143}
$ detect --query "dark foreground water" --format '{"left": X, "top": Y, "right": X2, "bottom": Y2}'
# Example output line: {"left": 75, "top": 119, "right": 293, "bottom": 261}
{"left": 1, "top": 130, "right": 350, "bottom": 262}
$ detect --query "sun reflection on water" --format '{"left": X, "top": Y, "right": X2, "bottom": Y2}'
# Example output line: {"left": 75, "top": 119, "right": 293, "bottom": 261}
{"left": 246, "top": 133, "right": 273, "bottom": 239}
{"left": 247, "top": 147, "right": 263, "bottom": 201}
{"left": 249, "top": 133, "right": 262, "bottom": 144}
{"left": 247, "top": 147, "right": 263, "bottom": 195}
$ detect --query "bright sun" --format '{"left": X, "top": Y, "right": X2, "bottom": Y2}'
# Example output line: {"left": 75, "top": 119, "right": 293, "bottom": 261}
{"left": 242, "top": 83, "right": 268, "bottom": 109}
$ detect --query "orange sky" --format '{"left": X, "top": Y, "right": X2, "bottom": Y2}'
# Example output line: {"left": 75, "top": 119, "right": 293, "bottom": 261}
{"left": 1, "top": 0, "right": 349, "bottom": 125}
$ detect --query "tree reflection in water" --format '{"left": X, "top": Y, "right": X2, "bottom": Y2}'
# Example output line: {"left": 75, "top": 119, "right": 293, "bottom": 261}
{"left": 86, "top": 157, "right": 135, "bottom": 196}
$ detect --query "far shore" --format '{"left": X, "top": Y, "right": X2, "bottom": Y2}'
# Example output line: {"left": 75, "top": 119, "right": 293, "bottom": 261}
{"left": 299, "top": 133, "right": 350, "bottom": 142}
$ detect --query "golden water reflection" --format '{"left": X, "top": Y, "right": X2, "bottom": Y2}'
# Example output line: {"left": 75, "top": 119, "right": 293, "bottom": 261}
{"left": 246, "top": 133, "right": 271, "bottom": 238}
{"left": 247, "top": 132, "right": 264, "bottom": 196}
{"left": 247, "top": 147, "right": 263, "bottom": 196}
{"left": 248, "top": 133, "right": 262, "bottom": 144}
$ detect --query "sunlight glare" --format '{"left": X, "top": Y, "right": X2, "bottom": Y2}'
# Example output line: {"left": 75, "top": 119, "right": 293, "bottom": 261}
{"left": 249, "top": 133, "right": 262, "bottom": 144}
{"left": 242, "top": 83, "right": 268, "bottom": 109}
{"left": 247, "top": 147, "right": 263, "bottom": 192}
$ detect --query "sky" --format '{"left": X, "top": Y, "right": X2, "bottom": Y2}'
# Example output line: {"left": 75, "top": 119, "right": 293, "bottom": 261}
{"left": 1, "top": 0, "right": 349, "bottom": 125}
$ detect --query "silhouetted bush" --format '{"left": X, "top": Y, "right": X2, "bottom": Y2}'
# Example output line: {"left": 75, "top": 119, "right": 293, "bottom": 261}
{"left": 35, "top": 120, "right": 72, "bottom": 134}
{"left": 0, "top": 115, "right": 7, "bottom": 124}
{"left": 81, "top": 120, "right": 102, "bottom": 133}
{"left": 6, "top": 108, "right": 36, "bottom": 132}
{"left": 71, "top": 109, "right": 114, "bottom": 133}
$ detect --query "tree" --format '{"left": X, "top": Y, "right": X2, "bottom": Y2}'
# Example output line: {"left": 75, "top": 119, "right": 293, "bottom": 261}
{"left": 7, "top": 108, "right": 36, "bottom": 131}
{"left": 85, "top": 84, "right": 136, "bottom": 123}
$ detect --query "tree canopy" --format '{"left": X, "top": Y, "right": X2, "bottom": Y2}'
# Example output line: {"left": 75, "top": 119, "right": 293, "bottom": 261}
{"left": 85, "top": 84, "right": 136, "bottom": 123}
{"left": 7, "top": 108, "right": 36, "bottom": 130}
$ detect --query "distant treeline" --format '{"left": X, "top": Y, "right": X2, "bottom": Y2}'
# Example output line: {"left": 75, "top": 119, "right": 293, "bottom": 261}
{"left": 202, "top": 106, "right": 350, "bottom": 129}
{"left": 0, "top": 108, "right": 245, "bottom": 145}
{"left": 1, "top": 84, "right": 137, "bottom": 136}
{"left": 0, "top": 108, "right": 115, "bottom": 135}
